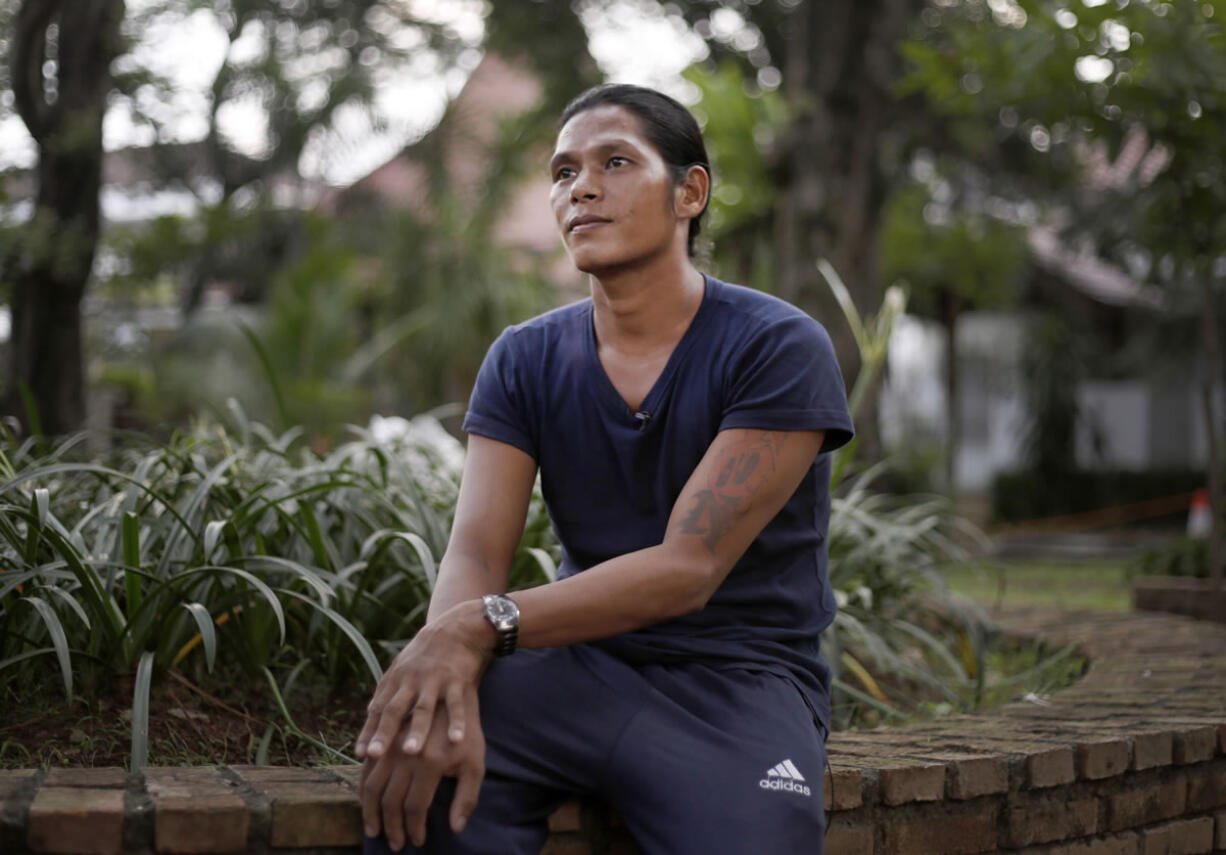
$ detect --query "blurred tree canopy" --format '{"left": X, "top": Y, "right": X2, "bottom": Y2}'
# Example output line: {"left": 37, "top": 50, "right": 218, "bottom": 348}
{"left": 899, "top": 0, "right": 1225, "bottom": 573}
{"left": 3, "top": 0, "right": 1223, "bottom": 510}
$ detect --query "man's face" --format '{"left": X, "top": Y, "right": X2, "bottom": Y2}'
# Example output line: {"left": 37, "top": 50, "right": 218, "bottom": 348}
{"left": 548, "top": 104, "right": 685, "bottom": 274}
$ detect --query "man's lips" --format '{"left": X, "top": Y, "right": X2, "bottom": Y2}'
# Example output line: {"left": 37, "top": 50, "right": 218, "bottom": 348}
{"left": 568, "top": 215, "right": 611, "bottom": 233}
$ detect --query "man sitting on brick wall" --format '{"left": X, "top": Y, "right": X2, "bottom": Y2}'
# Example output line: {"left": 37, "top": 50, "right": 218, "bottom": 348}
{"left": 353, "top": 83, "right": 854, "bottom": 855}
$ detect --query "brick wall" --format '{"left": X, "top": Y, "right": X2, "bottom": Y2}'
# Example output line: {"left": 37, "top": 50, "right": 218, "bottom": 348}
{"left": 1, "top": 609, "right": 1224, "bottom": 855}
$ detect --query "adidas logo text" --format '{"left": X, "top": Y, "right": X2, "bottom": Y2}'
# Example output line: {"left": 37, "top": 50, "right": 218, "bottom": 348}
{"left": 759, "top": 758, "right": 811, "bottom": 797}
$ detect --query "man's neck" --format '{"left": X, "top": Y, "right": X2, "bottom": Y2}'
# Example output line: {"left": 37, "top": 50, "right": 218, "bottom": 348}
{"left": 589, "top": 253, "right": 705, "bottom": 355}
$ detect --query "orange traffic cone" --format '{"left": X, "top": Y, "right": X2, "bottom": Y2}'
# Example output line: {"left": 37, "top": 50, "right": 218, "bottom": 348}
{"left": 1188, "top": 488, "right": 1212, "bottom": 538}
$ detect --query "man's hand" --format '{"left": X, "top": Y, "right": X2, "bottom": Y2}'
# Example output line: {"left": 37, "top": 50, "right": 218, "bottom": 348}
{"left": 359, "top": 686, "right": 486, "bottom": 850}
{"left": 356, "top": 600, "right": 493, "bottom": 760}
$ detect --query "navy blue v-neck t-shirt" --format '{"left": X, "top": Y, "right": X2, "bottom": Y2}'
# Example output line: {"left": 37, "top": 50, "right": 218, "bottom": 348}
{"left": 462, "top": 274, "right": 854, "bottom": 731}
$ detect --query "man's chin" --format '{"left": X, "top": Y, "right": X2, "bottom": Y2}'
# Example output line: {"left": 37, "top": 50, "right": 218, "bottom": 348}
{"left": 569, "top": 246, "right": 642, "bottom": 277}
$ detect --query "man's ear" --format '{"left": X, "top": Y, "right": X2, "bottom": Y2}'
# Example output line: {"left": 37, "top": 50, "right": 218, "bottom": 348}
{"left": 674, "top": 164, "right": 710, "bottom": 221}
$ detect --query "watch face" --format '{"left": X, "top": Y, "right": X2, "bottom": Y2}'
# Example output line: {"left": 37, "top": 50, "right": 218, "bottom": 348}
{"left": 485, "top": 595, "right": 519, "bottom": 626}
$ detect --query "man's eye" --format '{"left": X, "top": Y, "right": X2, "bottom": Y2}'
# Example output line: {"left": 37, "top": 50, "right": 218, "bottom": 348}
{"left": 554, "top": 167, "right": 574, "bottom": 180}
{"left": 608, "top": 157, "right": 628, "bottom": 168}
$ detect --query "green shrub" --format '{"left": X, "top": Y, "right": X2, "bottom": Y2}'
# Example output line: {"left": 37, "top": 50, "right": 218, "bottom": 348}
{"left": 991, "top": 468, "right": 1204, "bottom": 523}
{"left": 1129, "top": 537, "right": 1209, "bottom": 579}
{"left": 0, "top": 408, "right": 557, "bottom": 768}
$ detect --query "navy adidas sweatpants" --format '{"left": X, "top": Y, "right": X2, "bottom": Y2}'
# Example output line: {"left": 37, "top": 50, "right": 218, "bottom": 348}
{"left": 362, "top": 643, "right": 827, "bottom": 855}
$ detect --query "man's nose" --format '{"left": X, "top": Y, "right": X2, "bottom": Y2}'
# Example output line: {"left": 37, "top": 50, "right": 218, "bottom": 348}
{"left": 570, "top": 166, "right": 601, "bottom": 202}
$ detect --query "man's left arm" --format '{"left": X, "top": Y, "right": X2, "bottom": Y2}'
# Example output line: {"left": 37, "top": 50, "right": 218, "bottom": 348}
{"left": 432, "top": 426, "right": 825, "bottom": 652}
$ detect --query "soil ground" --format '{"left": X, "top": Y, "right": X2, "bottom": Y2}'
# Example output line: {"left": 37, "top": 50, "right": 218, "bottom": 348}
{"left": 1, "top": 669, "right": 368, "bottom": 769}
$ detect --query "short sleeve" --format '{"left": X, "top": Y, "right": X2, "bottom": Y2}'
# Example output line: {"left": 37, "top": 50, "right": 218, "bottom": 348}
{"left": 462, "top": 328, "right": 538, "bottom": 460}
{"left": 719, "top": 315, "right": 855, "bottom": 453}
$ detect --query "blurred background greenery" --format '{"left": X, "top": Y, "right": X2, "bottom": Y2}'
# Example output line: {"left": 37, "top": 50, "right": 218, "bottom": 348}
{"left": 1, "top": 0, "right": 1223, "bottom": 766}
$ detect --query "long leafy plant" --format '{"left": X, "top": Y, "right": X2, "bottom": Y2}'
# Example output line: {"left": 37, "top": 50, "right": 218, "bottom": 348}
{"left": 0, "top": 408, "right": 557, "bottom": 768}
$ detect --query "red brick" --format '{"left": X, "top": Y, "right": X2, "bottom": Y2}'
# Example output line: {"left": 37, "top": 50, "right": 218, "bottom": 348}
{"left": 882, "top": 807, "right": 997, "bottom": 855}
{"left": 1028, "top": 746, "right": 1079, "bottom": 788}
{"left": 144, "top": 766, "right": 235, "bottom": 796}
{"left": 1107, "top": 779, "right": 1187, "bottom": 831}
{"left": 548, "top": 800, "right": 582, "bottom": 832}
{"left": 153, "top": 794, "right": 249, "bottom": 854}
{"left": 1008, "top": 798, "right": 1099, "bottom": 847}
{"left": 326, "top": 765, "right": 362, "bottom": 788}
{"left": 42, "top": 767, "right": 127, "bottom": 789}
{"left": 1140, "top": 817, "right": 1214, "bottom": 855}
{"left": 0, "top": 769, "right": 36, "bottom": 800}
{"left": 27, "top": 787, "right": 125, "bottom": 855}
{"left": 227, "top": 765, "right": 335, "bottom": 784}
{"left": 824, "top": 766, "right": 864, "bottom": 811}
{"left": 1174, "top": 728, "right": 1220, "bottom": 765}
{"left": 941, "top": 753, "right": 1009, "bottom": 799}
{"left": 1132, "top": 732, "right": 1175, "bottom": 771}
{"left": 1049, "top": 833, "right": 1139, "bottom": 855}
{"left": 825, "top": 820, "right": 873, "bottom": 855}
{"left": 1079, "top": 738, "right": 1131, "bottom": 780}
{"left": 1186, "top": 763, "right": 1226, "bottom": 811}
{"left": 261, "top": 781, "right": 360, "bottom": 848}
{"left": 878, "top": 761, "right": 946, "bottom": 805}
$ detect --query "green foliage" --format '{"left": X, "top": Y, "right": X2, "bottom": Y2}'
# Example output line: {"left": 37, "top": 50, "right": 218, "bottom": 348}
{"left": 1130, "top": 536, "right": 1211, "bottom": 579}
{"left": 0, "top": 410, "right": 558, "bottom": 766}
{"left": 819, "top": 264, "right": 1077, "bottom": 727}
{"left": 685, "top": 62, "right": 786, "bottom": 250}
{"left": 899, "top": 0, "right": 1226, "bottom": 274}
{"left": 880, "top": 176, "right": 1027, "bottom": 316}
{"left": 827, "top": 464, "right": 994, "bottom": 727}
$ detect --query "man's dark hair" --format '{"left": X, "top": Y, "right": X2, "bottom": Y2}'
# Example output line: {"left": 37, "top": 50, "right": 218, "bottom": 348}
{"left": 560, "top": 84, "right": 712, "bottom": 256}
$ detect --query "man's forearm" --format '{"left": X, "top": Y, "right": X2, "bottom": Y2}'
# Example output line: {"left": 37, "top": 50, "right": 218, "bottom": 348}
{"left": 426, "top": 549, "right": 509, "bottom": 623}
{"left": 515, "top": 542, "right": 715, "bottom": 647}
{"left": 430, "top": 540, "right": 717, "bottom": 656}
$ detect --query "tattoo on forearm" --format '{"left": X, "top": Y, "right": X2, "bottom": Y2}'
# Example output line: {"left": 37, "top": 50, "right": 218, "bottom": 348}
{"left": 679, "top": 490, "right": 742, "bottom": 551}
{"left": 675, "top": 431, "right": 786, "bottom": 553}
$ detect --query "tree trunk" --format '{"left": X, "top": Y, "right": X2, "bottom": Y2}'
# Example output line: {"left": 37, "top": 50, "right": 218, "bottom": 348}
{"left": 3, "top": 0, "right": 124, "bottom": 436}
{"left": 777, "top": 0, "right": 920, "bottom": 460}
{"left": 1200, "top": 274, "right": 1223, "bottom": 589}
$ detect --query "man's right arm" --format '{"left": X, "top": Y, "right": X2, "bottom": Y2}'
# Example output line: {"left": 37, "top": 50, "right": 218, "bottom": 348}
{"left": 356, "top": 434, "right": 538, "bottom": 760}
{"left": 428, "top": 433, "right": 539, "bottom": 620}
{"left": 357, "top": 435, "right": 536, "bottom": 849}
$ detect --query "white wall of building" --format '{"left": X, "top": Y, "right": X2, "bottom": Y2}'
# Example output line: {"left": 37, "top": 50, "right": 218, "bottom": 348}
{"left": 879, "top": 310, "right": 1217, "bottom": 494}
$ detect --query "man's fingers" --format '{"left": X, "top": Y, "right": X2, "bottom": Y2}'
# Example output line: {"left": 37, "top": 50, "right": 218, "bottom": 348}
{"left": 358, "top": 758, "right": 390, "bottom": 839}
{"left": 368, "top": 687, "right": 419, "bottom": 758}
{"left": 402, "top": 692, "right": 438, "bottom": 754}
{"left": 450, "top": 758, "right": 485, "bottom": 835}
{"left": 379, "top": 760, "right": 414, "bottom": 852}
{"left": 403, "top": 767, "right": 443, "bottom": 848}
{"left": 444, "top": 682, "right": 466, "bottom": 743}
{"left": 354, "top": 709, "right": 381, "bottom": 759}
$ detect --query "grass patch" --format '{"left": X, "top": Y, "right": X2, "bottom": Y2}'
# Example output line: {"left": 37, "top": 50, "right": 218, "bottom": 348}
{"left": 939, "top": 558, "right": 1132, "bottom": 612}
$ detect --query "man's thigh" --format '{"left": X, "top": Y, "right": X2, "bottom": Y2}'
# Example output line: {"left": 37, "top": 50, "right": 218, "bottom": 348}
{"left": 479, "top": 644, "right": 647, "bottom": 789}
{"left": 605, "top": 666, "right": 827, "bottom": 855}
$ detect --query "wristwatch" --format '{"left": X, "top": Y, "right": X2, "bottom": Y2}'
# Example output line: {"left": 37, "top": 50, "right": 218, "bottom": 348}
{"left": 481, "top": 594, "right": 520, "bottom": 656}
